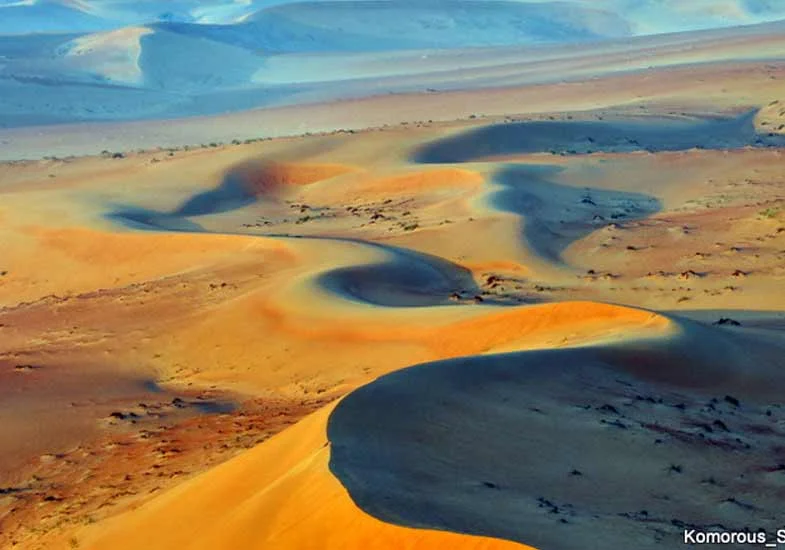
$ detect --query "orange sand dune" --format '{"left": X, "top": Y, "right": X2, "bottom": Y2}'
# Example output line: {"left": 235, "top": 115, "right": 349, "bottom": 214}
{"left": 351, "top": 168, "right": 484, "bottom": 197}
{"left": 76, "top": 402, "right": 531, "bottom": 550}
{"left": 59, "top": 294, "right": 785, "bottom": 550}
{"left": 422, "top": 301, "right": 672, "bottom": 357}
{"left": 0, "top": 226, "right": 297, "bottom": 306}
{"left": 158, "top": 232, "right": 675, "bottom": 391}
{"left": 67, "top": 301, "right": 721, "bottom": 550}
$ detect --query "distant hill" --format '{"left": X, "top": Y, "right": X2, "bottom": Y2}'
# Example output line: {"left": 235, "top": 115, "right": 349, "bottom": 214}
{"left": 1, "top": 0, "right": 784, "bottom": 127}
{"left": 157, "top": 1, "right": 631, "bottom": 53}
{"left": 3, "top": 0, "right": 785, "bottom": 39}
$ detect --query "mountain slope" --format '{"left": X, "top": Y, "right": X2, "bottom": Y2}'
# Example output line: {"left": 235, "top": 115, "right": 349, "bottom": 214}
{"left": 160, "top": 0, "right": 632, "bottom": 53}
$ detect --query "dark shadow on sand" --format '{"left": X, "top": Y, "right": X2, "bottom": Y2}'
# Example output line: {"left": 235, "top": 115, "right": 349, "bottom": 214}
{"left": 108, "top": 205, "right": 495, "bottom": 308}
{"left": 313, "top": 238, "right": 483, "bottom": 308}
{"left": 491, "top": 164, "right": 661, "bottom": 263}
{"left": 327, "top": 314, "right": 785, "bottom": 550}
{"left": 107, "top": 206, "right": 206, "bottom": 232}
{"left": 172, "top": 171, "right": 260, "bottom": 217}
{"left": 412, "top": 110, "right": 784, "bottom": 164}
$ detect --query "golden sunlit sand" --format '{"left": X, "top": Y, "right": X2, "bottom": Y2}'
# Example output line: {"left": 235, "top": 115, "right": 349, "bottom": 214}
{"left": 78, "top": 403, "right": 532, "bottom": 550}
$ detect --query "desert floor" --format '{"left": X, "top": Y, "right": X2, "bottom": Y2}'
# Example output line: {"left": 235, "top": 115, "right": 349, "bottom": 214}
{"left": 2, "top": 47, "right": 785, "bottom": 550}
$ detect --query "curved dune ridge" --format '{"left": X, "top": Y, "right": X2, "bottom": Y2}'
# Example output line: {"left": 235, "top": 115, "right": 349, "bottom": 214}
{"left": 76, "top": 301, "right": 680, "bottom": 550}
{"left": 103, "top": 159, "right": 484, "bottom": 309}
{"left": 77, "top": 401, "right": 531, "bottom": 550}
{"left": 108, "top": 160, "right": 357, "bottom": 222}
{"left": 92, "top": 153, "right": 676, "bottom": 392}
{"left": 326, "top": 314, "right": 785, "bottom": 550}
{"left": 487, "top": 164, "right": 662, "bottom": 265}
{"left": 175, "top": 161, "right": 357, "bottom": 216}
{"left": 311, "top": 238, "right": 481, "bottom": 308}
{"left": 76, "top": 299, "right": 785, "bottom": 550}
{"left": 12, "top": 117, "right": 785, "bottom": 549}
{"left": 59, "top": 26, "right": 153, "bottom": 86}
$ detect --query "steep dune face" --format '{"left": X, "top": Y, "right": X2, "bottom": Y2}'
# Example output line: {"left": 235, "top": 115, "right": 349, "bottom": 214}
{"left": 58, "top": 26, "right": 152, "bottom": 85}
{"left": 74, "top": 301, "right": 676, "bottom": 550}
{"left": 327, "top": 317, "right": 785, "bottom": 550}
{"left": 135, "top": 28, "right": 267, "bottom": 92}
{"left": 78, "top": 401, "right": 531, "bottom": 550}
{"left": 169, "top": 161, "right": 356, "bottom": 217}
{"left": 75, "top": 298, "right": 785, "bottom": 550}
{"left": 488, "top": 165, "right": 661, "bottom": 265}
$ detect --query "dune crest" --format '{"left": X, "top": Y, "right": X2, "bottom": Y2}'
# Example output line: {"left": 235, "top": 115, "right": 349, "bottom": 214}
{"left": 326, "top": 312, "right": 785, "bottom": 550}
{"left": 77, "top": 401, "right": 532, "bottom": 550}
{"left": 60, "top": 26, "right": 153, "bottom": 85}
{"left": 70, "top": 300, "right": 675, "bottom": 549}
{"left": 71, "top": 296, "right": 785, "bottom": 550}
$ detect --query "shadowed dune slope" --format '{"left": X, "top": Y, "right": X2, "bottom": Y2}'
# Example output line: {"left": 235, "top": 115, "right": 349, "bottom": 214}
{"left": 489, "top": 164, "right": 661, "bottom": 264}
{"left": 76, "top": 301, "right": 679, "bottom": 550}
{"left": 107, "top": 202, "right": 483, "bottom": 308}
{"left": 412, "top": 110, "right": 785, "bottom": 163}
{"left": 312, "top": 238, "right": 482, "bottom": 308}
{"left": 174, "top": 161, "right": 356, "bottom": 216}
{"left": 109, "top": 160, "right": 356, "bottom": 226}
{"left": 79, "top": 395, "right": 531, "bottom": 550}
{"left": 328, "top": 315, "right": 785, "bottom": 550}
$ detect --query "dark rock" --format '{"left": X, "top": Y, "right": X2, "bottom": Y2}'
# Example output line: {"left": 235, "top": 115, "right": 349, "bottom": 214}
{"left": 724, "top": 395, "right": 741, "bottom": 407}
{"left": 598, "top": 404, "right": 620, "bottom": 415}
{"left": 713, "top": 318, "right": 742, "bottom": 326}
